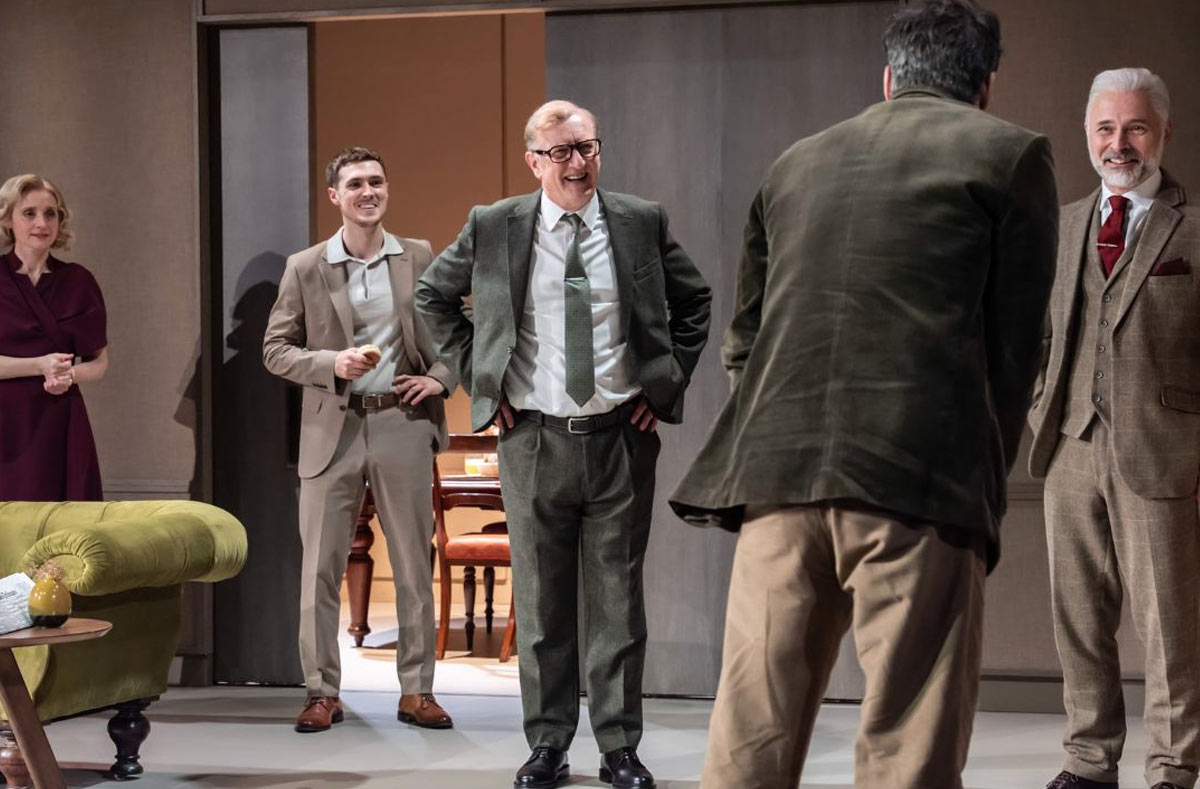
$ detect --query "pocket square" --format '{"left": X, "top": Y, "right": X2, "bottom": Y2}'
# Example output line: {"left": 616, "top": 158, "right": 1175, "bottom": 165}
{"left": 1150, "top": 257, "right": 1190, "bottom": 276}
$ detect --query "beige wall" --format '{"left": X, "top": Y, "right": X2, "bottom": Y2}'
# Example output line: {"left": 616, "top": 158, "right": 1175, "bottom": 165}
{"left": 0, "top": 0, "right": 200, "bottom": 498}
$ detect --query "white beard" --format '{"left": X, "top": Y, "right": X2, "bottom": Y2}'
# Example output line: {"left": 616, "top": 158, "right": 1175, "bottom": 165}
{"left": 1091, "top": 148, "right": 1160, "bottom": 192}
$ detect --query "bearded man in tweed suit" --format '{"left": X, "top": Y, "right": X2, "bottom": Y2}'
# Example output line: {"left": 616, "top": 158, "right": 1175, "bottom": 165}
{"left": 1028, "top": 68, "right": 1200, "bottom": 789}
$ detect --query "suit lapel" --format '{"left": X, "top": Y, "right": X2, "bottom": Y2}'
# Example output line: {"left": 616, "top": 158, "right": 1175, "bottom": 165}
{"left": 506, "top": 192, "right": 540, "bottom": 330}
{"left": 386, "top": 242, "right": 424, "bottom": 372}
{"left": 1059, "top": 192, "right": 1093, "bottom": 310}
{"left": 1114, "top": 178, "right": 1186, "bottom": 330}
{"left": 599, "top": 190, "right": 636, "bottom": 338}
{"left": 1055, "top": 196, "right": 1092, "bottom": 367}
{"left": 317, "top": 247, "right": 354, "bottom": 346}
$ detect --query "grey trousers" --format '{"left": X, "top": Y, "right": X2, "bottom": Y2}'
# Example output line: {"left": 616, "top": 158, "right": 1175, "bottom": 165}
{"left": 1045, "top": 422, "right": 1200, "bottom": 788}
{"left": 497, "top": 414, "right": 660, "bottom": 753}
{"left": 701, "top": 502, "right": 986, "bottom": 789}
{"left": 297, "top": 404, "right": 438, "bottom": 698}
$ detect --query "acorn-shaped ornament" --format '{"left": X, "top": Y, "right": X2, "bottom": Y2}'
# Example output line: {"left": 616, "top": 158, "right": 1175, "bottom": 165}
{"left": 27, "top": 560, "right": 71, "bottom": 627}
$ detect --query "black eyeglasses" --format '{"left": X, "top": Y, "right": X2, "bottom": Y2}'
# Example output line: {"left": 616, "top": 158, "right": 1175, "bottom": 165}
{"left": 530, "top": 138, "right": 602, "bottom": 163}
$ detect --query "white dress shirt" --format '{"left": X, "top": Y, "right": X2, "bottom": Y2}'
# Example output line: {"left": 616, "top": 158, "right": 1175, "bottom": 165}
{"left": 504, "top": 192, "right": 639, "bottom": 417}
{"left": 325, "top": 228, "right": 405, "bottom": 394}
{"left": 1100, "top": 167, "right": 1162, "bottom": 248}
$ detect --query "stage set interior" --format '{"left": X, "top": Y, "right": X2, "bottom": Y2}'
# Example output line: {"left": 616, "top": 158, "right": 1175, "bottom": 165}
{"left": 2, "top": 0, "right": 1200, "bottom": 786}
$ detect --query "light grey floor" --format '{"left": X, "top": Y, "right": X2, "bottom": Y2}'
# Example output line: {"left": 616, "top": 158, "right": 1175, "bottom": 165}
{"left": 45, "top": 686, "right": 1159, "bottom": 788}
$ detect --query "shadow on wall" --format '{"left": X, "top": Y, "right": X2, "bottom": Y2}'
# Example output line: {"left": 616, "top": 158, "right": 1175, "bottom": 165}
{"left": 174, "top": 340, "right": 203, "bottom": 501}
{"left": 212, "top": 251, "right": 305, "bottom": 685}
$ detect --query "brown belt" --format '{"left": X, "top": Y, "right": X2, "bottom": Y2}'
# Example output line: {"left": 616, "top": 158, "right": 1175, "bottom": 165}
{"left": 348, "top": 392, "right": 400, "bottom": 413}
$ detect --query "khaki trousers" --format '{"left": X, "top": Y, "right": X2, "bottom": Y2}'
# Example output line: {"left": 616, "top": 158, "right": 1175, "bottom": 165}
{"left": 701, "top": 502, "right": 986, "bottom": 789}
{"left": 1045, "top": 422, "right": 1200, "bottom": 788}
{"left": 297, "top": 404, "right": 438, "bottom": 698}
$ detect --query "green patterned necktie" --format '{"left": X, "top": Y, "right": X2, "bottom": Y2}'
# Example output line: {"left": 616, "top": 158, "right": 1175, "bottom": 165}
{"left": 563, "top": 213, "right": 594, "bottom": 407}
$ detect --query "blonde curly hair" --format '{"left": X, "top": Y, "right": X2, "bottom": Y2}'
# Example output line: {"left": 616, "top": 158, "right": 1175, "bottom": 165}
{"left": 0, "top": 174, "right": 74, "bottom": 251}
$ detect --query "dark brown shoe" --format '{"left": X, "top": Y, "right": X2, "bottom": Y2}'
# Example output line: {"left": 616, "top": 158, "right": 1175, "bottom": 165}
{"left": 295, "top": 696, "right": 343, "bottom": 733}
{"left": 398, "top": 693, "right": 453, "bottom": 729}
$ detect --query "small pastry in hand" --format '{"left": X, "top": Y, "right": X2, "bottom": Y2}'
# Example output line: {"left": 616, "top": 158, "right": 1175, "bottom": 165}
{"left": 358, "top": 344, "right": 382, "bottom": 365}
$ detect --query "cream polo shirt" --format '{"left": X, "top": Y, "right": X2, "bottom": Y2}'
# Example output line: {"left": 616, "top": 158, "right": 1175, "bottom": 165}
{"left": 325, "top": 228, "right": 405, "bottom": 394}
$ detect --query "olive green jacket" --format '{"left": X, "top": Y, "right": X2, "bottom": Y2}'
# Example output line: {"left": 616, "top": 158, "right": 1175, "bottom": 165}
{"left": 415, "top": 189, "right": 711, "bottom": 431}
{"left": 669, "top": 89, "right": 1058, "bottom": 570}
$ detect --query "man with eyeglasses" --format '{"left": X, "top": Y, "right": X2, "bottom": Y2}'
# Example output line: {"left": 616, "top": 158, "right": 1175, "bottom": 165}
{"left": 417, "top": 99, "right": 711, "bottom": 789}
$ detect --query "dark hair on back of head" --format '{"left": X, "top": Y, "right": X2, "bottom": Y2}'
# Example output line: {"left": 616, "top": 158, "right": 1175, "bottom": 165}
{"left": 883, "top": 0, "right": 1001, "bottom": 103}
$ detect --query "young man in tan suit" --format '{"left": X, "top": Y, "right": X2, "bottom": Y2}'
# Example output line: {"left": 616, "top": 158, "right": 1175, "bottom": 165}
{"left": 1028, "top": 68, "right": 1200, "bottom": 789}
{"left": 263, "top": 147, "right": 456, "bottom": 733}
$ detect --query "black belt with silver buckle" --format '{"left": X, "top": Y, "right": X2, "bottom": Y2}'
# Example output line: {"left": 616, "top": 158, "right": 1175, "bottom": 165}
{"left": 519, "top": 401, "right": 635, "bottom": 435}
{"left": 348, "top": 392, "right": 400, "bottom": 412}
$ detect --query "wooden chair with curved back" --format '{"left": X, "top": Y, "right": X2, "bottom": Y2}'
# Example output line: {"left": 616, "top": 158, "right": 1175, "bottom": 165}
{"left": 433, "top": 433, "right": 516, "bottom": 661}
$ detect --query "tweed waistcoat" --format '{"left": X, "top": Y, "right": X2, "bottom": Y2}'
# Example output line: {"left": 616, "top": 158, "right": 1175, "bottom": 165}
{"left": 1060, "top": 205, "right": 1139, "bottom": 436}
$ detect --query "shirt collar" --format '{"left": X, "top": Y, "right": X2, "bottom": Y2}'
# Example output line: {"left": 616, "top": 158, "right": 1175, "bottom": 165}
{"left": 1100, "top": 168, "right": 1162, "bottom": 211}
{"left": 325, "top": 228, "right": 403, "bottom": 265}
{"left": 539, "top": 191, "right": 601, "bottom": 232}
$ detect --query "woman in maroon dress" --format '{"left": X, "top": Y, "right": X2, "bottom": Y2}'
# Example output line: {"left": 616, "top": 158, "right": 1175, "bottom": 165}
{"left": 0, "top": 174, "right": 108, "bottom": 500}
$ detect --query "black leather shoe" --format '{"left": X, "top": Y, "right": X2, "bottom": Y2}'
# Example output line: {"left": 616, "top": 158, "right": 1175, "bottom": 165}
{"left": 599, "top": 746, "right": 656, "bottom": 788}
{"left": 1151, "top": 783, "right": 1187, "bottom": 789}
{"left": 514, "top": 747, "right": 569, "bottom": 788}
{"left": 1044, "top": 771, "right": 1117, "bottom": 789}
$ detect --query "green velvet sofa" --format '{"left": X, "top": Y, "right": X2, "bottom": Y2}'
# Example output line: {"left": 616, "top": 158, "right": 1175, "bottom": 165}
{"left": 0, "top": 500, "right": 247, "bottom": 780}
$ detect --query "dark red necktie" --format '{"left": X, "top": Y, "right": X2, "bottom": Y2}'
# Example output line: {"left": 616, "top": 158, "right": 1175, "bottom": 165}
{"left": 1098, "top": 195, "right": 1129, "bottom": 277}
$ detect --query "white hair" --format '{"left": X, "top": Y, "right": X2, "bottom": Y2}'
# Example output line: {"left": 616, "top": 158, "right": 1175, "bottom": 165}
{"left": 1086, "top": 67, "right": 1170, "bottom": 124}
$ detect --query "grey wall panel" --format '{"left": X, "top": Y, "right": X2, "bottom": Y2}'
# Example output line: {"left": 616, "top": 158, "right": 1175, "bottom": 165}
{"left": 548, "top": 1, "right": 893, "bottom": 696}
{"left": 211, "top": 26, "right": 310, "bottom": 684}
{"left": 550, "top": 0, "right": 1200, "bottom": 703}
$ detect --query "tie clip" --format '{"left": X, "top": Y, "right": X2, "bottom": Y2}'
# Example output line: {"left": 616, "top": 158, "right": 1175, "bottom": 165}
{"left": 1097, "top": 242, "right": 1121, "bottom": 248}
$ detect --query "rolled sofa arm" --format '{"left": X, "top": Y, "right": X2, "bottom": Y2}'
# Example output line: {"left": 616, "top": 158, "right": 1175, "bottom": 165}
{"left": 15, "top": 501, "right": 248, "bottom": 597}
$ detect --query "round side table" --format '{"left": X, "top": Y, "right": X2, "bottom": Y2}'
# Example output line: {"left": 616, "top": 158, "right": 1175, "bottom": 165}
{"left": 0, "top": 618, "right": 112, "bottom": 789}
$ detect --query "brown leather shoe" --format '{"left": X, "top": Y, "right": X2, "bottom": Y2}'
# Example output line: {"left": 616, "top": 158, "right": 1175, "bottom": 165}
{"left": 398, "top": 693, "right": 453, "bottom": 729}
{"left": 295, "top": 696, "right": 343, "bottom": 733}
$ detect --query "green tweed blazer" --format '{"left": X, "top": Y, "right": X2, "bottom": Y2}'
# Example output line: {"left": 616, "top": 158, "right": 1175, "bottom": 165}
{"left": 415, "top": 189, "right": 711, "bottom": 431}
{"left": 670, "top": 89, "right": 1058, "bottom": 570}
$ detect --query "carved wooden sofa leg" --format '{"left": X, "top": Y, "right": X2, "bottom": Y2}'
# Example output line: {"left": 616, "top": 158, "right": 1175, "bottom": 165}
{"left": 107, "top": 697, "right": 153, "bottom": 779}
{"left": 0, "top": 694, "right": 157, "bottom": 787}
